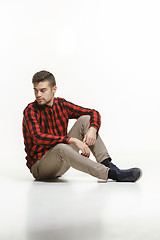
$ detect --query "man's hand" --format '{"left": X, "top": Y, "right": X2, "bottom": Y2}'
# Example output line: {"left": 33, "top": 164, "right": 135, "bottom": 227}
{"left": 68, "top": 137, "right": 90, "bottom": 158}
{"left": 83, "top": 127, "right": 97, "bottom": 146}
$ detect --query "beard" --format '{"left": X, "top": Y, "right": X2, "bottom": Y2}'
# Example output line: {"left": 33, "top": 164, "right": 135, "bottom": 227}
{"left": 36, "top": 97, "right": 53, "bottom": 106}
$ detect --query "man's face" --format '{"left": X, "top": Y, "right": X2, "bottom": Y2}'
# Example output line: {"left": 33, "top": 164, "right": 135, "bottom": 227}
{"left": 33, "top": 80, "right": 57, "bottom": 106}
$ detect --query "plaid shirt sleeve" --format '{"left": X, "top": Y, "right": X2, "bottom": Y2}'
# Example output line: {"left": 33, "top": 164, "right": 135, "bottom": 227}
{"left": 23, "top": 107, "right": 70, "bottom": 147}
{"left": 63, "top": 99, "right": 101, "bottom": 131}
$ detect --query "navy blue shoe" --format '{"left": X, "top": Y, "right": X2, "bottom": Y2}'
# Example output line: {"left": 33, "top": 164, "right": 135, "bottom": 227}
{"left": 117, "top": 167, "right": 142, "bottom": 182}
{"left": 102, "top": 159, "right": 142, "bottom": 182}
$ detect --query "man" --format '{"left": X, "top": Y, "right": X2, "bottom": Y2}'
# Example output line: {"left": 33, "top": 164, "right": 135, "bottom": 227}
{"left": 23, "top": 70, "right": 142, "bottom": 182}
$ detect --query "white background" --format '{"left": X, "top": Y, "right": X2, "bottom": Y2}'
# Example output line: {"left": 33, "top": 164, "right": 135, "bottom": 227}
{"left": 0, "top": 0, "right": 160, "bottom": 175}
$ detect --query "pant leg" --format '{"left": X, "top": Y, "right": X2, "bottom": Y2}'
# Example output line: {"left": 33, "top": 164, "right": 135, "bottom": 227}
{"left": 31, "top": 143, "right": 109, "bottom": 181}
{"left": 31, "top": 145, "right": 70, "bottom": 180}
{"left": 31, "top": 115, "right": 110, "bottom": 181}
{"left": 68, "top": 115, "right": 111, "bottom": 163}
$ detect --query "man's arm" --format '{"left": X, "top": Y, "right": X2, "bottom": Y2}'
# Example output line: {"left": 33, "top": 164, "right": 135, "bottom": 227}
{"left": 63, "top": 98, "right": 101, "bottom": 130}
{"left": 63, "top": 98, "right": 100, "bottom": 146}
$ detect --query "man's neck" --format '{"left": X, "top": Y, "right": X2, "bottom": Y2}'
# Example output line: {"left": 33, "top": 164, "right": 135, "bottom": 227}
{"left": 46, "top": 97, "right": 54, "bottom": 107}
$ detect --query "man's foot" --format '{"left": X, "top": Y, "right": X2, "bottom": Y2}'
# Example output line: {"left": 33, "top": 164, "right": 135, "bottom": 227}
{"left": 101, "top": 158, "right": 142, "bottom": 182}
{"left": 116, "top": 167, "right": 142, "bottom": 182}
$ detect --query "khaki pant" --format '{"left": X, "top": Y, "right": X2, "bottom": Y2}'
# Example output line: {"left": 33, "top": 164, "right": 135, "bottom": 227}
{"left": 31, "top": 115, "right": 110, "bottom": 181}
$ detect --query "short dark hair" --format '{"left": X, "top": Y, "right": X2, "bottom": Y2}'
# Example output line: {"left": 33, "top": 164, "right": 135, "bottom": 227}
{"left": 32, "top": 70, "right": 56, "bottom": 87}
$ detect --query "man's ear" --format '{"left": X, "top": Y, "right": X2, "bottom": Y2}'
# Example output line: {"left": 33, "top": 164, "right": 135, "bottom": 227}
{"left": 53, "top": 85, "right": 57, "bottom": 94}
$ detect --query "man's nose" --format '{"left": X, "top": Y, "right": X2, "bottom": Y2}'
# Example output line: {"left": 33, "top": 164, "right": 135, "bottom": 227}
{"left": 36, "top": 91, "right": 42, "bottom": 97}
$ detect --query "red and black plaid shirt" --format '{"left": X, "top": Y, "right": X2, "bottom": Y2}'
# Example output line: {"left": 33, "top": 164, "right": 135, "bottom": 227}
{"left": 23, "top": 97, "right": 101, "bottom": 170}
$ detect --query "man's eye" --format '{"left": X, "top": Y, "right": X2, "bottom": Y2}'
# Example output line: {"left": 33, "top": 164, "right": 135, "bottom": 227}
{"left": 41, "top": 89, "right": 46, "bottom": 93}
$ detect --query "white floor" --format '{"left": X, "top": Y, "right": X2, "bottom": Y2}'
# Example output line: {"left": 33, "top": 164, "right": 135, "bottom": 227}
{"left": 1, "top": 156, "right": 160, "bottom": 240}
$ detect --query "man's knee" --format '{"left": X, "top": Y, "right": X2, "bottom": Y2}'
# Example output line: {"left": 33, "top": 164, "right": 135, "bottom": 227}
{"left": 78, "top": 115, "right": 90, "bottom": 121}
{"left": 53, "top": 143, "right": 73, "bottom": 155}
{"left": 77, "top": 115, "right": 90, "bottom": 125}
